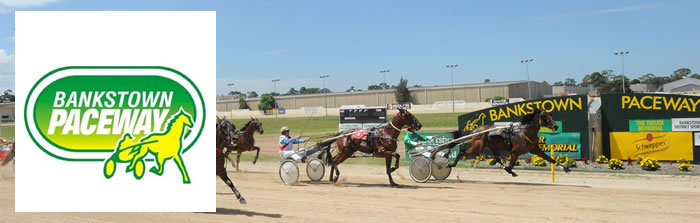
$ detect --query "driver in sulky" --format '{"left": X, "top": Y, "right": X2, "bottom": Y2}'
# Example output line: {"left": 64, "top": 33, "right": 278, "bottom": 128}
{"left": 278, "top": 126, "right": 309, "bottom": 162}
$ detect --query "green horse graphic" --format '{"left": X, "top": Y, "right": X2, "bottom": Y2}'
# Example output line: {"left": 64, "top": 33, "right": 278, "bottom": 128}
{"left": 103, "top": 108, "right": 194, "bottom": 183}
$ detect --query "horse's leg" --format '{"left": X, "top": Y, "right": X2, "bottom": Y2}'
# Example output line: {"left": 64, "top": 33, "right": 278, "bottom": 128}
{"left": 235, "top": 151, "right": 242, "bottom": 172}
{"left": 252, "top": 146, "right": 260, "bottom": 164}
{"left": 385, "top": 157, "right": 399, "bottom": 187}
{"left": 224, "top": 149, "right": 235, "bottom": 170}
{"left": 376, "top": 150, "right": 400, "bottom": 187}
{"left": 217, "top": 172, "right": 246, "bottom": 204}
{"left": 504, "top": 149, "right": 521, "bottom": 177}
{"left": 392, "top": 152, "right": 400, "bottom": 172}
{"left": 490, "top": 147, "right": 505, "bottom": 167}
{"left": 172, "top": 154, "right": 190, "bottom": 183}
{"left": 150, "top": 154, "right": 167, "bottom": 175}
{"left": 532, "top": 148, "right": 571, "bottom": 173}
{"left": 330, "top": 152, "right": 352, "bottom": 182}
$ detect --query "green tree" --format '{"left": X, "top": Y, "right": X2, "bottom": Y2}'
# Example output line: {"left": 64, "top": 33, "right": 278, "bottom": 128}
{"left": 630, "top": 79, "right": 641, "bottom": 84}
{"left": 368, "top": 84, "right": 382, "bottom": 90}
{"left": 0, "top": 90, "right": 14, "bottom": 103}
{"left": 581, "top": 71, "right": 611, "bottom": 88}
{"left": 346, "top": 86, "right": 356, "bottom": 92}
{"left": 258, "top": 94, "right": 276, "bottom": 110}
{"left": 553, "top": 81, "right": 564, "bottom": 86}
{"left": 691, "top": 74, "right": 700, "bottom": 79}
{"left": 247, "top": 91, "right": 258, "bottom": 98}
{"left": 286, "top": 88, "right": 299, "bottom": 95}
{"left": 639, "top": 73, "right": 656, "bottom": 83}
{"left": 484, "top": 79, "right": 490, "bottom": 83}
{"left": 598, "top": 76, "right": 631, "bottom": 94}
{"left": 239, "top": 97, "right": 250, "bottom": 109}
{"left": 670, "top": 68, "right": 691, "bottom": 81}
{"left": 228, "top": 90, "right": 243, "bottom": 96}
{"left": 564, "top": 78, "right": 577, "bottom": 86}
{"left": 394, "top": 77, "right": 413, "bottom": 103}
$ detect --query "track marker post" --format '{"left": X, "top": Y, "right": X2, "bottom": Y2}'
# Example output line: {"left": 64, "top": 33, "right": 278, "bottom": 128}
{"left": 551, "top": 149, "right": 555, "bottom": 182}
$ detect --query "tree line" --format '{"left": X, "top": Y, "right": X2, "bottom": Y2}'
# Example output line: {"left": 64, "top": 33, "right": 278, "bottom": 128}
{"left": 552, "top": 68, "right": 699, "bottom": 94}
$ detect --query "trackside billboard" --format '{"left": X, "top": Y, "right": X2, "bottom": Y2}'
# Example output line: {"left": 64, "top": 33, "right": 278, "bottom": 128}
{"left": 457, "top": 95, "right": 589, "bottom": 159}
{"left": 600, "top": 93, "right": 700, "bottom": 162}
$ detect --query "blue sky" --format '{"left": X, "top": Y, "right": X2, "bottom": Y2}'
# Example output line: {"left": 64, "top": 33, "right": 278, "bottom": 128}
{"left": 0, "top": 0, "right": 698, "bottom": 95}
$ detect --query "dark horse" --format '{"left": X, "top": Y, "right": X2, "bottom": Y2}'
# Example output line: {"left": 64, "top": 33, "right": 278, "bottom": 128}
{"left": 216, "top": 116, "right": 246, "bottom": 204}
{"left": 329, "top": 108, "right": 422, "bottom": 187}
{"left": 230, "top": 117, "right": 264, "bottom": 171}
{"left": 447, "top": 108, "right": 570, "bottom": 177}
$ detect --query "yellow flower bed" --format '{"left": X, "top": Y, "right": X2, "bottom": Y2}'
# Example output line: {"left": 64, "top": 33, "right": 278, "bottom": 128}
{"left": 608, "top": 158, "right": 624, "bottom": 170}
{"left": 640, "top": 157, "right": 660, "bottom": 171}
{"left": 679, "top": 162, "right": 692, "bottom": 171}
{"left": 596, "top": 155, "right": 608, "bottom": 164}
{"left": 533, "top": 155, "right": 547, "bottom": 167}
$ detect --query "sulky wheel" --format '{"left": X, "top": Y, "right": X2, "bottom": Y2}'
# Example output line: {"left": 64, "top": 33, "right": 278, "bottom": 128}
{"left": 133, "top": 159, "right": 145, "bottom": 179}
{"left": 409, "top": 156, "right": 432, "bottom": 183}
{"left": 431, "top": 155, "right": 452, "bottom": 181}
{"left": 104, "top": 159, "right": 116, "bottom": 178}
{"left": 279, "top": 160, "right": 299, "bottom": 185}
{"left": 306, "top": 159, "right": 325, "bottom": 181}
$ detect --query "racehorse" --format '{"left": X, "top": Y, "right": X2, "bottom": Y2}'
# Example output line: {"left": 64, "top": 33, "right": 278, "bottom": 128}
{"left": 230, "top": 117, "right": 264, "bottom": 171}
{"left": 216, "top": 116, "right": 246, "bottom": 204}
{"left": 329, "top": 108, "right": 422, "bottom": 187}
{"left": 448, "top": 108, "right": 570, "bottom": 177}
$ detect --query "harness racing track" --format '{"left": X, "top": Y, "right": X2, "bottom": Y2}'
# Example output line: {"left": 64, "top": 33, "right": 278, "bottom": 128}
{"left": 1, "top": 161, "right": 699, "bottom": 222}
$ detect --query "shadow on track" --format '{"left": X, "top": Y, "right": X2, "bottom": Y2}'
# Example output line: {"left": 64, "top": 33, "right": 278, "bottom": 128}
{"left": 452, "top": 178, "right": 591, "bottom": 188}
{"left": 338, "top": 182, "right": 455, "bottom": 189}
{"left": 197, "top": 207, "right": 282, "bottom": 218}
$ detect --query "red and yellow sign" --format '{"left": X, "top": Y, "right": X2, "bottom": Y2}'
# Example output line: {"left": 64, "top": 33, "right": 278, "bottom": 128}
{"left": 610, "top": 132, "right": 693, "bottom": 160}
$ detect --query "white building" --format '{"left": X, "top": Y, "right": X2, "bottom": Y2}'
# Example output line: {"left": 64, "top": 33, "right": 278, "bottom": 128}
{"left": 663, "top": 78, "right": 700, "bottom": 93}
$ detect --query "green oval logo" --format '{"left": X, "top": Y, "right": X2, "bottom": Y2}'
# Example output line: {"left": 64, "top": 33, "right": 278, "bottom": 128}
{"left": 25, "top": 67, "right": 205, "bottom": 164}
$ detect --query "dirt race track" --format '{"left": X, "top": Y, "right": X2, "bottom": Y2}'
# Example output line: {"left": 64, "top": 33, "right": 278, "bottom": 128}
{"left": 1, "top": 160, "right": 699, "bottom": 223}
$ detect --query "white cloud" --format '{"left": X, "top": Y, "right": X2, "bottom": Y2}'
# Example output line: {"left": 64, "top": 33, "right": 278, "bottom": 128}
{"left": 0, "top": 49, "right": 14, "bottom": 91}
{"left": 0, "top": 0, "right": 59, "bottom": 8}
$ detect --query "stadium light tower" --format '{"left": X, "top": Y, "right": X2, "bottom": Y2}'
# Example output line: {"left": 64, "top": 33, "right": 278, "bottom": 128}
{"left": 226, "top": 83, "right": 235, "bottom": 117}
{"left": 446, "top": 64, "right": 458, "bottom": 113}
{"left": 227, "top": 83, "right": 235, "bottom": 96}
{"left": 614, "top": 51, "right": 630, "bottom": 93}
{"left": 320, "top": 75, "right": 329, "bottom": 116}
{"left": 520, "top": 59, "right": 534, "bottom": 99}
{"left": 271, "top": 79, "right": 280, "bottom": 118}
{"left": 379, "top": 69, "right": 391, "bottom": 106}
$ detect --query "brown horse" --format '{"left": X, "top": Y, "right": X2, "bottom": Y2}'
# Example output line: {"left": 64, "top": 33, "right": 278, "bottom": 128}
{"left": 448, "top": 108, "right": 570, "bottom": 177}
{"left": 329, "top": 108, "right": 422, "bottom": 187}
{"left": 216, "top": 116, "right": 246, "bottom": 204}
{"left": 230, "top": 117, "right": 263, "bottom": 171}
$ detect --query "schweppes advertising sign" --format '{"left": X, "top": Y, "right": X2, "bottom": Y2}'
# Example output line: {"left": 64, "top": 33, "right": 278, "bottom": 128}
{"left": 24, "top": 67, "right": 205, "bottom": 183}
{"left": 457, "top": 95, "right": 589, "bottom": 159}
{"left": 609, "top": 132, "right": 693, "bottom": 160}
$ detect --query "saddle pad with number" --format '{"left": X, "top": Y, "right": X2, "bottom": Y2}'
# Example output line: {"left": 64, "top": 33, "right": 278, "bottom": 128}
{"left": 350, "top": 130, "right": 369, "bottom": 141}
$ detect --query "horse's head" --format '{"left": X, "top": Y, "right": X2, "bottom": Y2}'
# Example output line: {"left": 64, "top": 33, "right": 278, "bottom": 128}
{"left": 250, "top": 116, "right": 264, "bottom": 134}
{"left": 176, "top": 108, "right": 194, "bottom": 128}
{"left": 538, "top": 109, "right": 558, "bottom": 131}
{"left": 396, "top": 108, "right": 422, "bottom": 133}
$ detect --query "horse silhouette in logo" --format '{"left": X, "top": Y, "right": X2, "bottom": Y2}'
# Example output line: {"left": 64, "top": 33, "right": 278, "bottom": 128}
{"left": 464, "top": 113, "right": 486, "bottom": 132}
{"left": 103, "top": 108, "right": 194, "bottom": 183}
